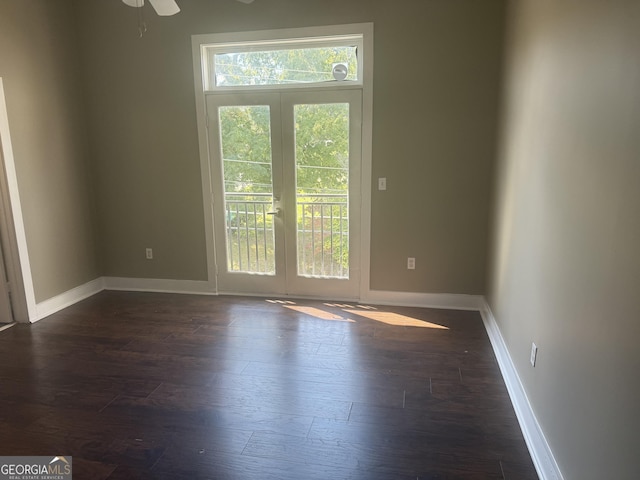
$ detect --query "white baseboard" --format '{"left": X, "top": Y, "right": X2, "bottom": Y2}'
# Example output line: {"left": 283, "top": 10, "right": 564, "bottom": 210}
{"left": 362, "top": 289, "right": 484, "bottom": 311}
{"left": 33, "top": 277, "right": 105, "bottom": 322}
{"left": 30, "top": 282, "right": 483, "bottom": 322}
{"left": 103, "top": 276, "right": 215, "bottom": 295}
{"left": 31, "top": 276, "right": 215, "bottom": 322}
{"left": 0, "top": 322, "right": 17, "bottom": 332}
{"left": 479, "top": 300, "right": 564, "bottom": 480}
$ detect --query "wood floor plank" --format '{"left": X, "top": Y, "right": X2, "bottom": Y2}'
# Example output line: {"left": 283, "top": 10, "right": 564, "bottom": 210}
{"left": 0, "top": 291, "right": 538, "bottom": 479}
{"left": 143, "top": 380, "right": 354, "bottom": 420}
{"left": 102, "top": 395, "right": 315, "bottom": 437}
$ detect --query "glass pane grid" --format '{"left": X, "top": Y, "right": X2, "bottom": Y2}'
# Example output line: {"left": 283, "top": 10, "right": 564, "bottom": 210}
{"left": 214, "top": 46, "right": 357, "bottom": 87}
{"left": 219, "top": 105, "right": 276, "bottom": 275}
{"left": 294, "top": 103, "right": 350, "bottom": 279}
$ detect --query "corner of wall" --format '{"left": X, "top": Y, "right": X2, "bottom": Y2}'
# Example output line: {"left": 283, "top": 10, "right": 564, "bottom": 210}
{"left": 33, "top": 277, "right": 105, "bottom": 322}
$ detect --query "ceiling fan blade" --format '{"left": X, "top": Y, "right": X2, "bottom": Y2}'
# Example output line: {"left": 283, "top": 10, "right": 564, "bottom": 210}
{"left": 235, "top": 0, "right": 255, "bottom": 3}
{"left": 122, "top": 0, "right": 144, "bottom": 7}
{"left": 148, "top": 0, "right": 180, "bottom": 16}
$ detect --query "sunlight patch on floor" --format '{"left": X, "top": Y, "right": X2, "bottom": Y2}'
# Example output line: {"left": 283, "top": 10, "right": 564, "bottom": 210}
{"left": 284, "top": 305, "right": 355, "bottom": 322}
{"left": 344, "top": 310, "right": 449, "bottom": 329}
{"left": 267, "top": 299, "right": 448, "bottom": 328}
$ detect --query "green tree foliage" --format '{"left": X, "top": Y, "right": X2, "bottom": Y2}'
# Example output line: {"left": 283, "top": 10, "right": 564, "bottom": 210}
{"left": 295, "top": 103, "right": 349, "bottom": 194}
{"left": 215, "top": 46, "right": 357, "bottom": 86}
{"left": 220, "top": 105, "right": 272, "bottom": 194}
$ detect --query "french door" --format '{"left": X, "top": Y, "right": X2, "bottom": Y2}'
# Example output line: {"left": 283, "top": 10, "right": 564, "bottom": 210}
{"left": 206, "top": 89, "right": 361, "bottom": 299}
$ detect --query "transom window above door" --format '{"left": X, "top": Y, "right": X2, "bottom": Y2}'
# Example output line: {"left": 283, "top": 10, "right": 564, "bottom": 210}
{"left": 200, "top": 35, "right": 363, "bottom": 91}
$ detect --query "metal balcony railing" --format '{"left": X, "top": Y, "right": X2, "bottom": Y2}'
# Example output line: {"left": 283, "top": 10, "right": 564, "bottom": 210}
{"left": 224, "top": 193, "right": 275, "bottom": 274}
{"left": 224, "top": 192, "right": 349, "bottom": 278}
{"left": 296, "top": 194, "right": 349, "bottom": 278}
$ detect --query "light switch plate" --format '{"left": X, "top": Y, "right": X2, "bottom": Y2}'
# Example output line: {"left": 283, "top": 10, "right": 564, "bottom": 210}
{"left": 530, "top": 342, "right": 538, "bottom": 367}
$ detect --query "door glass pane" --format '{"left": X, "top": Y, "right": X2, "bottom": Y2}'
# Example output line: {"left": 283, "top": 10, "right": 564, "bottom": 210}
{"left": 213, "top": 46, "right": 358, "bottom": 87}
{"left": 219, "top": 105, "right": 275, "bottom": 274}
{"left": 294, "top": 103, "right": 349, "bottom": 278}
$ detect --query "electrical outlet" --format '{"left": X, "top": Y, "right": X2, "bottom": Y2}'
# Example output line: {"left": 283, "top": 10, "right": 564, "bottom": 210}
{"left": 407, "top": 257, "right": 416, "bottom": 270}
{"left": 145, "top": 248, "right": 153, "bottom": 260}
{"left": 378, "top": 177, "right": 387, "bottom": 191}
{"left": 530, "top": 342, "right": 538, "bottom": 367}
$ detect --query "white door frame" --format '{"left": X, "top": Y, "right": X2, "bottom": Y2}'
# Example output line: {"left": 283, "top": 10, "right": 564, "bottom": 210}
{"left": 0, "top": 78, "right": 36, "bottom": 322}
{"left": 192, "top": 23, "right": 374, "bottom": 301}
{"left": 0, "top": 200, "right": 12, "bottom": 322}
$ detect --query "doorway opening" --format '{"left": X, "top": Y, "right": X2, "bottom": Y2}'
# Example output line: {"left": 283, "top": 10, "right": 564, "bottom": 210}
{"left": 193, "top": 24, "right": 373, "bottom": 300}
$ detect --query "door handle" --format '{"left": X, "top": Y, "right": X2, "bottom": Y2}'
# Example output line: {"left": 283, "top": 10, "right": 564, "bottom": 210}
{"left": 267, "top": 196, "right": 281, "bottom": 216}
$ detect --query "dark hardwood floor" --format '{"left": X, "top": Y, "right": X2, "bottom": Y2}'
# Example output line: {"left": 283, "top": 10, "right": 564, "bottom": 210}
{"left": 0, "top": 291, "right": 538, "bottom": 479}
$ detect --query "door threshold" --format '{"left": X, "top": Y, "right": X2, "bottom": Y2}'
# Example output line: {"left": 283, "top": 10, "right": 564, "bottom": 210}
{"left": 218, "top": 291, "right": 360, "bottom": 304}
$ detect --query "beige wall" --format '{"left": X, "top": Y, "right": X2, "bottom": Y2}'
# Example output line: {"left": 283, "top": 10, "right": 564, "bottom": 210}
{"left": 74, "top": 0, "right": 505, "bottom": 293}
{"left": 0, "top": 0, "right": 99, "bottom": 303}
{"left": 488, "top": 1, "right": 640, "bottom": 478}
{"left": 370, "top": 1, "right": 505, "bottom": 293}
{"left": 3, "top": 0, "right": 637, "bottom": 475}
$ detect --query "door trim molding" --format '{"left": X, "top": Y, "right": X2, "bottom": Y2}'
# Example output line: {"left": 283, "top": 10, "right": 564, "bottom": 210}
{"left": 0, "top": 77, "right": 35, "bottom": 322}
{"left": 357, "top": 24, "right": 374, "bottom": 301}
{"left": 192, "top": 23, "right": 373, "bottom": 296}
